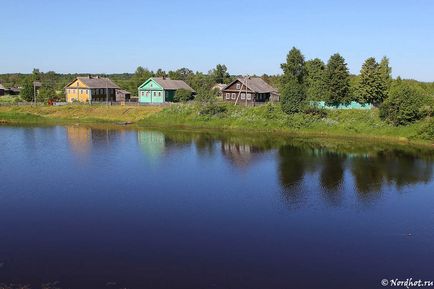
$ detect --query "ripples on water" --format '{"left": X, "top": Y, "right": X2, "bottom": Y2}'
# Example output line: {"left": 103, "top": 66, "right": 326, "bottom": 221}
{"left": 0, "top": 126, "right": 433, "bottom": 289}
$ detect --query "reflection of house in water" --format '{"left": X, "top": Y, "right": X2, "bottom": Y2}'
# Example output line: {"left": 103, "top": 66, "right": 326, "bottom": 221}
{"left": 137, "top": 131, "right": 166, "bottom": 160}
{"left": 221, "top": 142, "right": 266, "bottom": 168}
{"left": 66, "top": 126, "right": 91, "bottom": 156}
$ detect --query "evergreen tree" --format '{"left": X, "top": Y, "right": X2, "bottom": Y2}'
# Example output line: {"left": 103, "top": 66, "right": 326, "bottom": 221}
{"left": 378, "top": 56, "right": 392, "bottom": 97}
{"left": 324, "top": 53, "right": 350, "bottom": 105}
{"left": 358, "top": 57, "right": 383, "bottom": 105}
{"left": 280, "top": 47, "right": 307, "bottom": 114}
{"left": 305, "top": 58, "right": 326, "bottom": 101}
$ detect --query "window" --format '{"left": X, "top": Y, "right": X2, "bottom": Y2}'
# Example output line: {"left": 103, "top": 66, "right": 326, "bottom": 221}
{"left": 231, "top": 93, "right": 236, "bottom": 99}
{"left": 247, "top": 93, "right": 252, "bottom": 100}
{"left": 241, "top": 93, "right": 245, "bottom": 100}
{"left": 146, "top": 91, "right": 150, "bottom": 96}
{"left": 141, "top": 91, "right": 144, "bottom": 96}
{"left": 236, "top": 83, "right": 241, "bottom": 89}
{"left": 158, "top": 92, "right": 161, "bottom": 96}
{"left": 225, "top": 93, "right": 230, "bottom": 99}
{"left": 154, "top": 92, "right": 156, "bottom": 96}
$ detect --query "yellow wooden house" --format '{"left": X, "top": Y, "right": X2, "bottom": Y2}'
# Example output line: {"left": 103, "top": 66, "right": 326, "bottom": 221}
{"left": 65, "top": 76, "right": 120, "bottom": 103}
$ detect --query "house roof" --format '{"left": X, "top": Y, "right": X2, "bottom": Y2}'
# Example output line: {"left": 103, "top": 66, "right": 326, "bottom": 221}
{"left": 66, "top": 76, "right": 120, "bottom": 89}
{"left": 212, "top": 83, "right": 227, "bottom": 90}
{"left": 153, "top": 77, "right": 194, "bottom": 92}
{"left": 116, "top": 89, "right": 131, "bottom": 94}
{"left": 0, "top": 84, "right": 5, "bottom": 90}
{"left": 224, "top": 77, "right": 277, "bottom": 93}
{"left": 33, "top": 81, "right": 42, "bottom": 87}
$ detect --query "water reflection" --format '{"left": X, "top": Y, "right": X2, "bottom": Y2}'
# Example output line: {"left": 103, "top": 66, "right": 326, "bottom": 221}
{"left": 65, "top": 126, "right": 433, "bottom": 205}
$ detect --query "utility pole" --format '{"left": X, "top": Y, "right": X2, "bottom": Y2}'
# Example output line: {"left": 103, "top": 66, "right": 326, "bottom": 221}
{"left": 33, "top": 82, "right": 36, "bottom": 106}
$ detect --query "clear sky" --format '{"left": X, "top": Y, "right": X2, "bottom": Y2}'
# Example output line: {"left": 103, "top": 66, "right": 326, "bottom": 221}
{"left": 1, "top": 0, "right": 433, "bottom": 81}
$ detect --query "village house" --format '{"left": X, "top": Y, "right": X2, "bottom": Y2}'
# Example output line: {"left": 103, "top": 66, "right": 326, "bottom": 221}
{"left": 138, "top": 77, "right": 194, "bottom": 104}
{"left": 222, "top": 77, "right": 279, "bottom": 105}
{"left": 0, "top": 84, "right": 5, "bottom": 96}
{"left": 211, "top": 83, "right": 227, "bottom": 98}
{"left": 65, "top": 76, "right": 123, "bottom": 103}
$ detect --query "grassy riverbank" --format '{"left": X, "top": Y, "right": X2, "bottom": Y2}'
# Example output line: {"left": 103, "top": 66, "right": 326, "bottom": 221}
{"left": 0, "top": 103, "right": 432, "bottom": 145}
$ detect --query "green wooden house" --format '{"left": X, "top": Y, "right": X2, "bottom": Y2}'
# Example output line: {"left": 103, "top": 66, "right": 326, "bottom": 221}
{"left": 138, "top": 77, "right": 194, "bottom": 104}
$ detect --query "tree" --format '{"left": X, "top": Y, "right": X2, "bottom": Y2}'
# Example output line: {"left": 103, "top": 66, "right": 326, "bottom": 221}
{"left": 20, "top": 78, "right": 34, "bottom": 102}
{"left": 378, "top": 56, "right": 392, "bottom": 97}
{"left": 38, "top": 83, "right": 56, "bottom": 102}
{"left": 280, "top": 47, "right": 306, "bottom": 114}
{"left": 281, "top": 78, "right": 306, "bottom": 114}
{"left": 305, "top": 58, "right": 326, "bottom": 101}
{"left": 280, "top": 47, "right": 305, "bottom": 84}
{"left": 379, "top": 80, "right": 426, "bottom": 125}
{"left": 155, "top": 69, "right": 167, "bottom": 77}
{"left": 324, "top": 53, "right": 350, "bottom": 105}
{"left": 173, "top": 88, "right": 193, "bottom": 102}
{"left": 211, "top": 64, "right": 230, "bottom": 84}
{"left": 357, "top": 57, "right": 383, "bottom": 105}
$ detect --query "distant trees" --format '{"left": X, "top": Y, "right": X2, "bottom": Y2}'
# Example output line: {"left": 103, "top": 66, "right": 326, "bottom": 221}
{"left": 305, "top": 58, "right": 326, "bottom": 101}
{"left": 324, "top": 53, "right": 351, "bottom": 105}
{"left": 38, "top": 83, "right": 56, "bottom": 102}
{"left": 280, "top": 47, "right": 307, "bottom": 114}
{"left": 210, "top": 64, "right": 230, "bottom": 84}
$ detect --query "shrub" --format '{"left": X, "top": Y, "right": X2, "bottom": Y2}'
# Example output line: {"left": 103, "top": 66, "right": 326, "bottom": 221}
{"left": 379, "top": 82, "right": 426, "bottom": 125}
{"left": 173, "top": 88, "right": 193, "bottom": 103}
{"left": 416, "top": 118, "right": 434, "bottom": 141}
{"left": 303, "top": 106, "right": 327, "bottom": 118}
{"left": 198, "top": 103, "right": 227, "bottom": 116}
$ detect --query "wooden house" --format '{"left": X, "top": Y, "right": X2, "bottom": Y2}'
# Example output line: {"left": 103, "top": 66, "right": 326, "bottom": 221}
{"left": 115, "top": 90, "right": 131, "bottom": 102}
{"left": 138, "top": 77, "right": 194, "bottom": 104}
{"left": 222, "top": 77, "right": 279, "bottom": 105}
{"left": 0, "top": 84, "right": 5, "bottom": 96}
{"left": 65, "top": 76, "right": 120, "bottom": 103}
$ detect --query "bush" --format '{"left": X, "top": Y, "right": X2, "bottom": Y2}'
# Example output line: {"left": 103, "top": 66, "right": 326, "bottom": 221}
{"left": 173, "top": 88, "right": 193, "bottom": 103}
{"left": 379, "top": 82, "right": 426, "bottom": 125}
{"left": 416, "top": 118, "right": 434, "bottom": 141}
{"left": 303, "top": 106, "right": 328, "bottom": 118}
{"left": 198, "top": 103, "right": 227, "bottom": 116}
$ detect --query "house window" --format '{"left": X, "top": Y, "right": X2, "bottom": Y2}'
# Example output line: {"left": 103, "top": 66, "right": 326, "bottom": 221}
{"left": 225, "top": 93, "right": 230, "bottom": 99}
{"left": 231, "top": 93, "right": 236, "bottom": 99}
{"left": 141, "top": 91, "right": 144, "bottom": 96}
{"left": 158, "top": 92, "right": 161, "bottom": 96}
{"left": 154, "top": 92, "right": 156, "bottom": 96}
{"left": 146, "top": 91, "right": 150, "bottom": 96}
{"left": 247, "top": 93, "right": 252, "bottom": 100}
{"left": 236, "top": 83, "right": 241, "bottom": 89}
{"left": 241, "top": 93, "right": 245, "bottom": 100}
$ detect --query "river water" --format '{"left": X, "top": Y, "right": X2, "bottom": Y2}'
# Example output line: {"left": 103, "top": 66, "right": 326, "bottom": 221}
{"left": 0, "top": 125, "right": 433, "bottom": 289}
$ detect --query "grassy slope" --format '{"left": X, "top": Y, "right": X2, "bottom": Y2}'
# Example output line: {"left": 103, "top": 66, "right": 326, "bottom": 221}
{"left": 0, "top": 103, "right": 432, "bottom": 145}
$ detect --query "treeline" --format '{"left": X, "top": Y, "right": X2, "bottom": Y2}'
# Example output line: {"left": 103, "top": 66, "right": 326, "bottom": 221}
{"left": 279, "top": 47, "right": 433, "bottom": 125}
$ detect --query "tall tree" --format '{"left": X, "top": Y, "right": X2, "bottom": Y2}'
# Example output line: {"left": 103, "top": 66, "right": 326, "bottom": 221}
{"left": 358, "top": 57, "right": 383, "bottom": 105}
{"left": 280, "top": 47, "right": 307, "bottom": 114}
{"left": 211, "top": 64, "right": 230, "bottom": 84}
{"left": 378, "top": 56, "right": 392, "bottom": 97}
{"left": 305, "top": 58, "right": 326, "bottom": 101}
{"left": 20, "top": 78, "right": 34, "bottom": 102}
{"left": 324, "top": 53, "right": 350, "bottom": 105}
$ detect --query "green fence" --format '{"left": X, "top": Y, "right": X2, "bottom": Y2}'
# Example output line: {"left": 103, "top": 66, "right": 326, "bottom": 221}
{"left": 312, "top": 101, "right": 373, "bottom": 110}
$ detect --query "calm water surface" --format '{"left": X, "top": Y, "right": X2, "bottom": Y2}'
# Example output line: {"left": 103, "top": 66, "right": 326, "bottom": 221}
{"left": 0, "top": 126, "right": 433, "bottom": 289}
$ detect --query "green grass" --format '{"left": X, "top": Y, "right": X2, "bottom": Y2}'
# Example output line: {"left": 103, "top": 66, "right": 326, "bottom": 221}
{"left": 0, "top": 102, "right": 432, "bottom": 146}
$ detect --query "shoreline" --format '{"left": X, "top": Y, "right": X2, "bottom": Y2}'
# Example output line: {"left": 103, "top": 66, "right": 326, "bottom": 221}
{"left": 0, "top": 104, "right": 433, "bottom": 148}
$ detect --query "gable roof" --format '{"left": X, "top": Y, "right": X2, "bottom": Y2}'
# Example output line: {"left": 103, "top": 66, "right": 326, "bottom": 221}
{"left": 224, "top": 77, "right": 277, "bottom": 93}
{"left": 0, "top": 84, "right": 5, "bottom": 90}
{"left": 66, "top": 76, "right": 120, "bottom": 89}
{"left": 153, "top": 77, "right": 194, "bottom": 92}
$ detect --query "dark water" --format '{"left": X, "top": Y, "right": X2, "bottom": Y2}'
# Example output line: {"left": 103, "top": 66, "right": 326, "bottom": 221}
{"left": 0, "top": 126, "right": 433, "bottom": 289}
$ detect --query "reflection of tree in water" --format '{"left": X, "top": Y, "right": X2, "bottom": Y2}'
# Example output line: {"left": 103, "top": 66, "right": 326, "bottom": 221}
{"left": 276, "top": 141, "right": 433, "bottom": 207}
{"left": 320, "top": 151, "right": 346, "bottom": 205}
{"left": 351, "top": 149, "right": 433, "bottom": 198}
{"left": 278, "top": 145, "right": 320, "bottom": 205}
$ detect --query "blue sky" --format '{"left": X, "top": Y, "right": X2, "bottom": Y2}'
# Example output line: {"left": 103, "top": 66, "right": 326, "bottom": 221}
{"left": 1, "top": 0, "right": 433, "bottom": 81}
